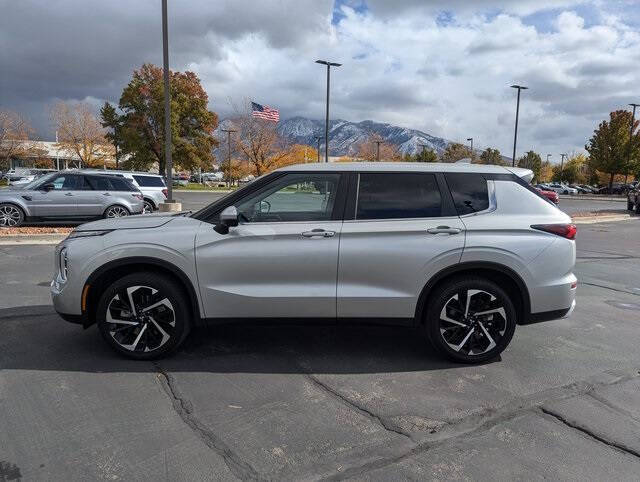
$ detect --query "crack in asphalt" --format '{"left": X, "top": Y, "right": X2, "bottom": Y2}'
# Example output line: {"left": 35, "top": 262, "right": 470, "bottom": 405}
{"left": 303, "top": 372, "right": 415, "bottom": 442}
{"left": 153, "top": 362, "right": 262, "bottom": 481}
{"left": 540, "top": 407, "right": 640, "bottom": 459}
{"left": 320, "top": 370, "right": 640, "bottom": 480}
{"left": 586, "top": 391, "right": 640, "bottom": 423}
{"left": 580, "top": 281, "right": 640, "bottom": 296}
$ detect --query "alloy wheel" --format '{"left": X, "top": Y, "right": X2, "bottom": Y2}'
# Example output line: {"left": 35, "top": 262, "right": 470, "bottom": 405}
{"left": 0, "top": 205, "right": 22, "bottom": 227}
{"left": 439, "top": 289, "right": 507, "bottom": 356}
{"left": 143, "top": 201, "right": 153, "bottom": 214}
{"left": 105, "top": 285, "right": 176, "bottom": 352}
{"left": 106, "top": 206, "right": 129, "bottom": 218}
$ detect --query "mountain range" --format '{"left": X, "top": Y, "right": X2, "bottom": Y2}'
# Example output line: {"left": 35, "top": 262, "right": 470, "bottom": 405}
{"left": 215, "top": 116, "right": 454, "bottom": 159}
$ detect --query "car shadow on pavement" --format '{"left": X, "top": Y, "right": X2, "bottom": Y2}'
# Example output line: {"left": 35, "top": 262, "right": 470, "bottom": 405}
{"left": 0, "top": 305, "right": 498, "bottom": 374}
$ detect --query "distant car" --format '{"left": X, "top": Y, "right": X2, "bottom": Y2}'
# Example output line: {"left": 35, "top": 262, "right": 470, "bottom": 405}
{"left": 627, "top": 185, "right": 640, "bottom": 213}
{"left": 536, "top": 187, "right": 559, "bottom": 204}
{"left": 0, "top": 171, "right": 144, "bottom": 227}
{"left": 544, "top": 183, "right": 578, "bottom": 195}
{"left": 79, "top": 169, "right": 167, "bottom": 214}
{"left": 171, "top": 175, "right": 189, "bottom": 187}
{"left": 597, "top": 184, "right": 626, "bottom": 195}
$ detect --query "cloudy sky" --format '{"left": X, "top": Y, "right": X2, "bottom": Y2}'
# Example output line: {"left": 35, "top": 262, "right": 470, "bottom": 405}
{"left": 2, "top": 0, "right": 639, "bottom": 161}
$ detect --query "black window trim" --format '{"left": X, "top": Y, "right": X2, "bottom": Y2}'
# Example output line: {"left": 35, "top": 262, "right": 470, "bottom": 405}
{"left": 344, "top": 171, "right": 456, "bottom": 221}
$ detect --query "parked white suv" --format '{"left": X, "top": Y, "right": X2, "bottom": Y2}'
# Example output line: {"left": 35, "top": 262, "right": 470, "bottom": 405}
{"left": 79, "top": 169, "right": 167, "bottom": 213}
{"left": 51, "top": 163, "right": 576, "bottom": 363}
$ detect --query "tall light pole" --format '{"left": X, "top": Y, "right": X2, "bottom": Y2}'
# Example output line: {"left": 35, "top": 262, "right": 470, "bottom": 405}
{"left": 162, "top": 0, "right": 174, "bottom": 203}
{"left": 627, "top": 103, "right": 639, "bottom": 183}
{"left": 546, "top": 154, "right": 551, "bottom": 163}
{"left": 316, "top": 60, "right": 341, "bottom": 163}
{"left": 466, "top": 137, "right": 473, "bottom": 161}
{"left": 375, "top": 140, "right": 383, "bottom": 161}
{"left": 315, "top": 136, "right": 322, "bottom": 163}
{"left": 510, "top": 85, "right": 528, "bottom": 167}
{"left": 560, "top": 153, "right": 566, "bottom": 182}
{"left": 221, "top": 129, "right": 236, "bottom": 187}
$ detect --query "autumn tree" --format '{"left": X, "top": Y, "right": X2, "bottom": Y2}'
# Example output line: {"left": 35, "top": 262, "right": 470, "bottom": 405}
{"left": 356, "top": 134, "right": 402, "bottom": 161}
{"left": 278, "top": 144, "right": 318, "bottom": 165}
{"left": 232, "top": 110, "right": 288, "bottom": 176}
{"left": 538, "top": 161, "right": 554, "bottom": 183}
{"left": 0, "top": 110, "right": 36, "bottom": 170}
{"left": 441, "top": 142, "right": 471, "bottom": 162}
{"left": 111, "top": 64, "right": 219, "bottom": 174}
{"left": 478, "top": 147, "right": 504, "bottom": 165}
{"left": 553, "top": 153, "right": 587, "bottom": 184}
{"left": 586, "top": 110, "right": 640, "bottom": 189}
{"left": 50, "top": 102, "right": 112, "bottom": 168}
{"left": 517, "top": 151, "right": 542, "bottom": 181}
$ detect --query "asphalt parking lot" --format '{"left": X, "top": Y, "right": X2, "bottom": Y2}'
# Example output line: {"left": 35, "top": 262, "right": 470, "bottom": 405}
{"left": 2, "top": 220, "right": 640, "bottom": 480}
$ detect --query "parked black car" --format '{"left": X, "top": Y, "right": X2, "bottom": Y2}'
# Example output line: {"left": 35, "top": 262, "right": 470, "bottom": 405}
{"left": 627, "top": 184, "right": 640, "bottom": 213}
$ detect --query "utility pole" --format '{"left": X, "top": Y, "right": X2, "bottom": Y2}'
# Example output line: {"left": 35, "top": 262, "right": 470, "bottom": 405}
{"left": 627, "top": 103, "right": 639, "bottom": 184}
{"left": 375, "top": 140, "right": 382, "bottom": 161}
{"left": 510, "top": 85, "right": 528, "bottom": 167}
{"left": 546, "top": 154, "right": 551, "bottom": 163}
{"left": 315, "top": 60, "right": 341, "bottom": 163}
{"left": 315, "top": 136, "right": 322, "bottom": 163}
{"left": 221, "top": 129, "right": 236, "bottom": 187}
{"left": 161, "top": 0, "right": 174, "bottom": 204}
{"left": 560, "top": 153, "right": 566, "bottom": 182}
{"left": 466, "top": 137, "right": 473, "bottom": 161}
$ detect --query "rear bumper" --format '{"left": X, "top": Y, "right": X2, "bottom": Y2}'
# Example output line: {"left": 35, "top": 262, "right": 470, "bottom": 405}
{"left": 521, "top": 299, "right": 576, "bottom": 325}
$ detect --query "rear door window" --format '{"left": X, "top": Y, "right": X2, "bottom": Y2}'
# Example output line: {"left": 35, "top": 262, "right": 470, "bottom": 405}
{"left": 133, "top": 175, "right": 165, "bottom": 187}
{"left": 444, "top": 173, "right": 490, "bottom": 215}
{"left": 87, "top": 176, "right": 113, "bottom": 191}
{"left": 109, "top": 177, "right": 138, "bottom": 192}
{"left": 356, "top": 173, "right": 442, "bottom": 220}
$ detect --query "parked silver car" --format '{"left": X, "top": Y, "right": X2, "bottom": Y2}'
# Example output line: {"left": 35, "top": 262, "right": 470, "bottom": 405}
{"left": 0, "top": 171, "right": 144, "bottom": 226}
{"left": 79, "top": 169, "right": 167, "bottom": 213}
{"left": 51, "top": 163, "right": 576, "bottom": 363}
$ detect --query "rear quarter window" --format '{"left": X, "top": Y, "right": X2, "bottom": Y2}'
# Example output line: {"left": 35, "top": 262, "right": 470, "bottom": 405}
{"left": 132, "top": 175, "right": 165, "bottom": 187}
{"left": 109, "top": 177, "right": 138, "bottom": 192}
{"left": 444, "top": 173, "right": 490, "bottom": 215}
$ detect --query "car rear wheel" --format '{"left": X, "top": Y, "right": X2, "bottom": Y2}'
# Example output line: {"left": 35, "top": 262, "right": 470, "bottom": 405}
{"left": 96, "top": 272, "right": 191, "bottom": 360}
{"left": 0, "top": 204, "right": 25, "bottom": 227}
{"left": 104, "top": 205, "right": 130, "bottom": 218}
{"left": 423, "top": 277, "right": 517, "bottom": 364}
{"left": 143, "top": 200, "right": 154, "bottom": 214}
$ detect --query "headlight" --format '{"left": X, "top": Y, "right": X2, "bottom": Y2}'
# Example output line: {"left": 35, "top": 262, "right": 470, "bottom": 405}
{"left": 66, "top": 230, "right": 112, "bottom": 239}
{"left": 59, "top": 247, "right": 68, "bottom": 281}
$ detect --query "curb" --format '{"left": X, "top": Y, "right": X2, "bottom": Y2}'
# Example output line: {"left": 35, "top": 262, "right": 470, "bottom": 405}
{"left": 559, "top": 195, "right": 625, "bottom": 202}
{"left": 572, "top": 214, "right": 636, "bottom": 224}
{"left": 173, "top": 189, "right": 232, "bottom": 194}
{"left": 0, "top": 233, "right": 67, "bottom": 245}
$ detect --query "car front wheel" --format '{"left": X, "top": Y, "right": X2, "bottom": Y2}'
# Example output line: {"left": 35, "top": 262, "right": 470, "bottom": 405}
{"left": 424, "top": 277, "right": 517, "bottom": 364}
{"left": 0, "top": 203, "right": 25, "bottom": 227}
{"left": 628, "top": 199, "right": 634, "bottom": 211}
{"left": 96, "top": 272, "right": 191, "bottom": 359}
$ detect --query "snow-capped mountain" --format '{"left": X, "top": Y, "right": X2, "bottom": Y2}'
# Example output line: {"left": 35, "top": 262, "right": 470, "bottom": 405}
{"left": 276, "top": 117, "right": 450, "bottom": 156}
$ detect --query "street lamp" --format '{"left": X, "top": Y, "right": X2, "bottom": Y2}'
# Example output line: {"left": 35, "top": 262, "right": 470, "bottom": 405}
{"left": 316, "top": 60, "right": 342, "bottom": 163}
{"left": 510, "top": 85, "right": 528, "bottom": 167}
{"left": 315, "top": 136, "right": 322, "bottom": 163}
{"left": 221, "top": 129, "right": 236, "bottom": 187}
{"left": 162, "top": 0, "right": 174, "bottom": 203}
{"left": 466, "top": 137, "right": 473, "bottom": 161}
{"left": 627, "top": 103, "right": 639, "bottom": 183}
{"left": 560, "top": 153, "right": 566, "bottom": 182}
{"left": 546, "top": 154, "right": 551, "bottom": 163}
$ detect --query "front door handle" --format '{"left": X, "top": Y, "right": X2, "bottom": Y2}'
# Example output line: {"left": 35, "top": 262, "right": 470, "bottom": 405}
{"left": 427, "top": 226, "right": 461, "bottom": 235}
{"left": 65, "top": 192, "right": 74, "bottom": 196}
{"left": 102, "top": 192, "right": 111, "bottom": 196}
{"left": 301, "top": 229, "right": 336, "bottom": 238}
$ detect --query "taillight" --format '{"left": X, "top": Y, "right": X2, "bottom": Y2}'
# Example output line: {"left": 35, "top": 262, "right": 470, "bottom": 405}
{"left": 162, "top": 188, "right": 168, "bottom": 198}
{"left": 132, "top": 193, "right": 143, "bottom": 200}
{"left": 531, "top": 224, "right": 577, "bottom": 240}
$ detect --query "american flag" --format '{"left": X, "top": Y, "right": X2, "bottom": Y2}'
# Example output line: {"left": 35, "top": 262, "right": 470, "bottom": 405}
{"left": 251, "top": 102, "right": 280, "bottom": 122}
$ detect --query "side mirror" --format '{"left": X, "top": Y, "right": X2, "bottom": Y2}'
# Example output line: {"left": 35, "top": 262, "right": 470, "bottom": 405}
{"left": 214, "top": 206, "right": 239, "bottom": 234}
{"left": 41, "top": 183, "right": 54, "bottom": 191}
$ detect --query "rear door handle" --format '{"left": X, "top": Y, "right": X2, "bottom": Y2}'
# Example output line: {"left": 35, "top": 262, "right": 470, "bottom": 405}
{"left": 427, "top": 226, "right": 461, "bottom": 235}
{"left": 301, "top": 229, "right": 336, "bottom": 238}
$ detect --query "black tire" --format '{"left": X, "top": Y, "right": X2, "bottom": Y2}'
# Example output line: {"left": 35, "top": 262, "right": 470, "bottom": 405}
{"left": 143, "top": 200, "right": 155, "bottom": 214}
{"left": 635, "top": 200, "right": 640, "bottom": 215}
{"left": 423, "top": 277, "right": 517, "bottom": 364}
{"left": 628, "top": 200, "right": 634, "bottom": 211}
{"left": 0, "top": 203, "right": 25, "bottom": 227}
{"left": 103, "top": 205, "right": 130, "bottom": 218}
{"left": 96, "top": 272, "right": 191, "bottom": 360}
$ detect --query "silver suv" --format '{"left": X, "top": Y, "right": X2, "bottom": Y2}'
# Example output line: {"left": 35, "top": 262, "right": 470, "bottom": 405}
{"left": 79, "top": 169, "right": 167, "bottom": 213}
{"left": 51, "top": 163, "right": 576, "bottom": 363}
{"left": 0, "top": 171, "right": 144, "bottom": 226}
